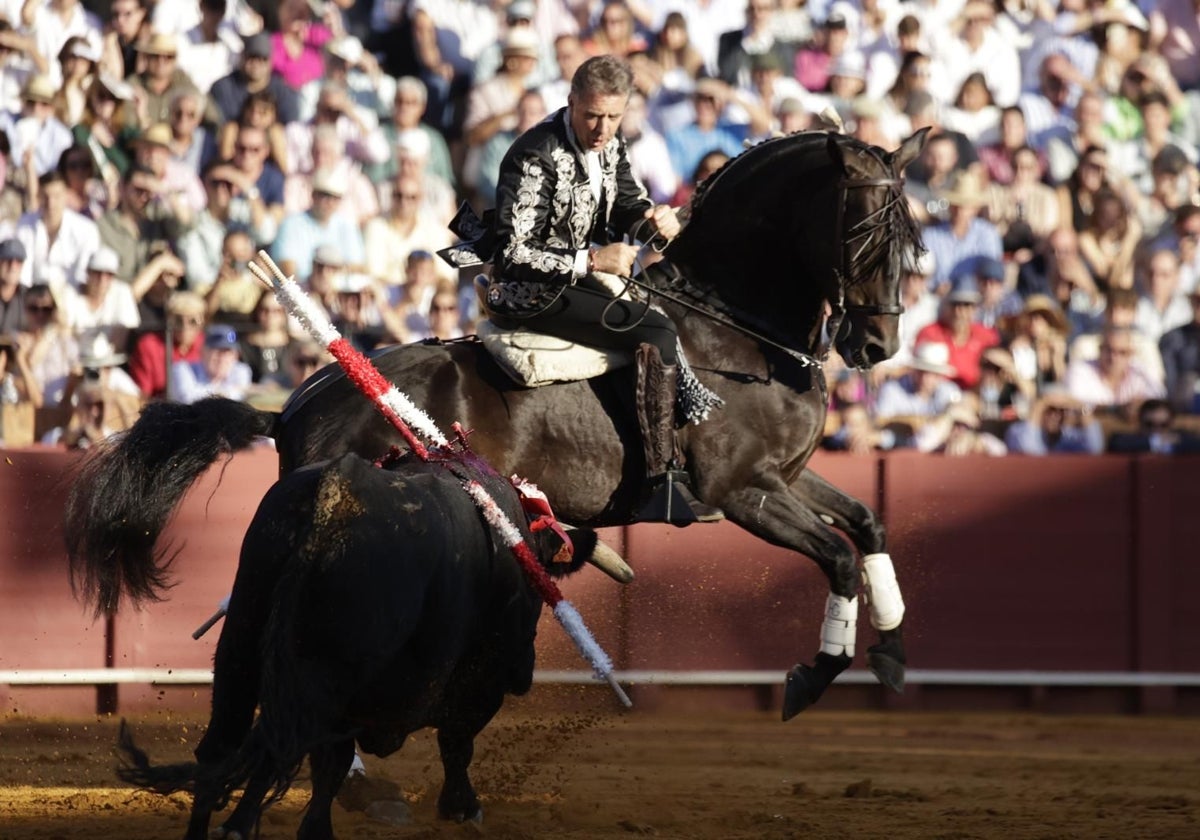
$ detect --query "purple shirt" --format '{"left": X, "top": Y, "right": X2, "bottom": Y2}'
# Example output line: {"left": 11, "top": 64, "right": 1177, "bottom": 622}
{"left": 271, "top": 25, "right": 332, "bottom": 90}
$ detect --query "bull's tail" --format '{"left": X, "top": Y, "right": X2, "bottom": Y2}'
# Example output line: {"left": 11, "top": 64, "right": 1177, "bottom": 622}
{"left": 65, "top": 398, "right": 277, "bottom": 616}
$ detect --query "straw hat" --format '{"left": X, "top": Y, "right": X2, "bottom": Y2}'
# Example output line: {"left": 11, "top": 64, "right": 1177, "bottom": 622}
{"left": 1021, "top": 294, "right": 1069, "bottom": 334}
{"left": 78, "top": 332, "right": 127, "bottom": 368}
{"left": 138, "top": 32, "right": 178, "bottom": 56}
{"left": 941, "top": 172, "right": 988, "bottom": 208}
{"left": 22, "top": 74, "right": 57, "bottom": 104}
{"left": 908, "top": 342, "right": 956, "bottom": 376}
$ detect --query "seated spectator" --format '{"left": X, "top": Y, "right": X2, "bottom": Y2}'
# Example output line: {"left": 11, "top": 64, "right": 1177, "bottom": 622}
{"left": 0, "top": 330, "right": 42, "bottom": 446}
{"left": 670, "top": 149, "right": 730, "bottom": 208}
{"left": 203, "top": 229, "right": 259, "bottom": 327}
{"left": 271, "top": 0, "right": 332, "bottom": 95}
{"left": 1004, "top": 294, "right": 1070, "bottom": 394}
{"left": 1070, "top": 286, "right": 1164, "bottom": 386}
{"left": 239, "top": 288, "right": 292, "bottom": 384}
{"left": 887, "top": 249, "right": 940, "bottom": 368}
{"left": 1005, "top": 389, "right": 1104, "bottom": 455}
{"left": 323, "top": 34, "right": 396, "bottom": 122}
{"left": 210, "top": 33, "right": 300, "bottom": 127}
{"left": 1134, "top": 247, "right": 1190, "bottom": 345}
{"left": 1159, "top": 286, "right": 1200, "bottom": 413}
{"left": 476, "top": 89, "right": 548, "bottom": 207}
{"left": 1055, "top": 145, "right": 1122, "bottom": 235}
{"left": 1077, "top": 186, "right": 1141, "bottom": 291}
{"left": 793, "top": 10, "right": 852, "bottom": 94}
{"left": 71, "top": 73, "right": 135, "bottom": 179}
{"left": 583, "top": 0, "right": 648, "bottom": 60}
{"left": 941, "top": 72, "right": 1000, "bottom": 145}
{"left": 391, "top": 248, "right": 445, "bottom": 338}
{"left": 216, "top": 88, "right": 289, "bottom": 174}
{"left": 132, "top": 122, "right": 205, "bottom": 221}
{"left": 271, "top": 169, "right": 364, "bottom": 281}
{"left": 973, "top": 257, "right": 1022, "bottom": 331}
{"left": 60, "top": 246, "right": 140, "bottom": 351}
{"left": 986, "top": 144, "right": 1060, "bottom": 240}
{"left": 920, "top": 399, "right": 1008, "bottom": 456}
{"left": 16, "top": 281, "right": 77, "bottom": 436}
{"left": 16, "top": 169, "right": 101, "bottom": 288}
{"left": 176, "top": 160, "right": 274, "bottom": 289}
{"left": 0, "top": 20, "right": 36, "bottom": 117}
{"left": 977, "top": 346, "right": 1033, "bottom": 422}
{"left": 368, "top": 75, "right": 455, "bottom": 189}
{"left": 419, "top": 279, "right": 464, "bottom": 341}
{"left": 3, "top": 74, "right": 73, "bottom": 180}
{"left": 330, "top": 272, "right": 389, "bottom": 353}
{"left": 665, "top": 79, "right": 748, "bottom": 190}
{"left": 1043, "top": 92, "right": 1110, "bottom": 187}
{"left": 55, "top": 36, "right": 99, "bottom": 127}
{"left": 176, "top": 0, "right": 243, "bottom": 95}
{"left": 171, "top": 321, "right": 252, "bottom": 403}
{"left": 283, "top": 124, "right": 378, "bottom": 226}
{"left": 128, "top": 289, "right": 206, "bottom": 399}
{"left": 920, "top": 171, "right": 1003, "bottom": 295}
{"left": 1113, "top": 91, "right": 1196, "bottom": 196}
{"left": 0, "top": 238, "right": 27, "bottom": 336}
{"left": 915, "top": 274, "right": 1001, "bottom": 391}
{"left": 976, "top": 105, "right": 1039, "bottom": 187}
{"left": 1065, "top": 325, "right": 1166, "bottom": 412}
{"left": 824, "top": 401, "right": 900, "bottom": 453}
{"left": 40, "top": 380, "right": 117, "bottom": 448}
{"left": 96, "top": 164, "right": 188, "bottom": 283}
{"left": 393, "top": 128, "right": 455, "bottom": 226}
{"left": 166, "top": 90, "right": 215, "bottom": 176}
{"left": 58, "top": 142, "right": 114, "bottom": 221}
{"left": 1108, "top": 398, "right": 1200, "bottom": 454}
{"left": 1137, "top": 146, "right": 1200, "bottom": 240}
{"left": 127, "top": 33, "right": 208, "bottom": 129}
{"left": 286, "top": 80, "right": 390, "bottom": 177}
{"left": 940, "top": 0, "right": 1020, "bottom": 108}
{"left": 51, "top": 331, "right": 144, "bottom": 442}
{"left": 363, "top": 175, "right": 455, "bottom": 291}
{"left": 875, "top": 341, "right": 963, "bottom": 422}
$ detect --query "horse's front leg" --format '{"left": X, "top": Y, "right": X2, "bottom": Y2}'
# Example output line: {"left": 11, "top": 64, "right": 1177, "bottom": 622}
{"left": 788, "top": 470, "right": 907, "bottom": 696}
{"left": 721, "top": 482, "right": 861, "bottom": 721}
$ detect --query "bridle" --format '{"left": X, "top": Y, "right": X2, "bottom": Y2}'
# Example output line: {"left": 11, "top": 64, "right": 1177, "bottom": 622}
{"left": 831, "top": 174, "right": 908, "bottom": 318}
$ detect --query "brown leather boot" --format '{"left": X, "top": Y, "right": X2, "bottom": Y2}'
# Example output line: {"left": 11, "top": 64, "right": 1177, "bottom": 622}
{"left": 633, "top": 344, "right": 724, "bottom": 526}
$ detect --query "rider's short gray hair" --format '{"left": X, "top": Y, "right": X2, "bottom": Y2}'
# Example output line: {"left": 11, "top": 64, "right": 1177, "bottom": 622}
{"left": 570, "top": 55, "right": 634, "bottom": 100}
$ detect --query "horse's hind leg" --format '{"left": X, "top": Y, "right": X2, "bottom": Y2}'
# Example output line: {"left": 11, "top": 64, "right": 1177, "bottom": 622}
{"left": 789, "top": 470, "right": 906, "bottom": 695}
{"left": 721, "top": 483, "right": 861, "bottom": 720}
{"left": 297, "top": 739, "right": 355, "bottom": 840}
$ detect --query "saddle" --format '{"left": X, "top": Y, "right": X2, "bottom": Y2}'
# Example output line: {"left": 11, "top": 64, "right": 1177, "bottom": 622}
{"left": 473, "top": 273, "right": 635, "bottom": 388}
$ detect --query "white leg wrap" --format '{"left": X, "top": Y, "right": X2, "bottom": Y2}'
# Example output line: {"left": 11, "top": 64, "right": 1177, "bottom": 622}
{"left": 862, "top": 553, "right": 905, "bottom": 631}
{"left": 819, "top": 593, "right": 858, "bottom": 657}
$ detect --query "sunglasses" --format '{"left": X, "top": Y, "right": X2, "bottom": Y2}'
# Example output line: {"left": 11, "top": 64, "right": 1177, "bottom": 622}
{"left": 394, "top": 192, "right": 420, "bottom": 201}
{"left": 25, "top": 303, "right": 54, "bottom": 313}
{"left": 431, "top": 304, "right": 458, "bottom": 313}
{"left": 293, "top": 356, "right": 321, "bottom": 366}
{"left": 235, "top": 144, "right": 265, "bottom": 154}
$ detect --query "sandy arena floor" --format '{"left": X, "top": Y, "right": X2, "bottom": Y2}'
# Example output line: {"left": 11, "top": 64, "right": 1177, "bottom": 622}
{"left": 2, "top": 702, "right": 1198, "bottom": 839}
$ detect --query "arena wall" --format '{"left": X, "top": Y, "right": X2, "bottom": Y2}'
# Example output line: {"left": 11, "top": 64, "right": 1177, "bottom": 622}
{"left": 2, "top": 448, "right": 1198, "bottom": 717}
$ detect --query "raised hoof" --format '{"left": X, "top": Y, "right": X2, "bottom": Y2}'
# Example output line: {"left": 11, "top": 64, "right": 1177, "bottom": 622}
{"left": 867, "top": 648, "right": 906, "bottom": 694}
{"left": 782, "top": 664, "right": 818, "bottom": 721}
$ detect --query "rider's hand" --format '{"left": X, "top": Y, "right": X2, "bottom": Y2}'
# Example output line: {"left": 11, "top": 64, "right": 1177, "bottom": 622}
{"left": 591, "top": 242, "right": 639, "bottom": 277}
{"left": 645, "top": 204, "right": 680, "bottom": 242}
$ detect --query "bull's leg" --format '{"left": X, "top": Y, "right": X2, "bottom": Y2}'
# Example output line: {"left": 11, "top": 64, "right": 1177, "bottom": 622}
{"left": 297, "top": 739, "right": 355, "bottom": 840}
{"left": 436, "top": 695, "right": 502, "bottom": 823}
{"left": 720, "top": 481, "right": 860, "bottom": 720}
{"left": 788, "top": 470, "right": 907, "bottom": 694}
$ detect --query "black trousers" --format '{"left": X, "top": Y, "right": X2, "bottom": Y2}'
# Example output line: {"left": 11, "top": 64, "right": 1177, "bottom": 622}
{"left": 517, "top": 276, "right": 678, "bottom": 365}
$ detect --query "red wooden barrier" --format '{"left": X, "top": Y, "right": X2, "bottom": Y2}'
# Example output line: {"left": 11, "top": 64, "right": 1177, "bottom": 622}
{"left": 3, "top": 448, "right": 1199, "bottom": 716}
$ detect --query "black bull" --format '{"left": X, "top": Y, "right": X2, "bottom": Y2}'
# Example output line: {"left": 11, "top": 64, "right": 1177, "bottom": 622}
{"left": 116, "top": 451, "right": 602, "bottom": 840}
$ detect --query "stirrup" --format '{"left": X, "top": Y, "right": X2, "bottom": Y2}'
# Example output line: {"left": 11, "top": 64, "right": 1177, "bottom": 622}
{"left": 635, "top": 470, "right": 725, "bottom": 527}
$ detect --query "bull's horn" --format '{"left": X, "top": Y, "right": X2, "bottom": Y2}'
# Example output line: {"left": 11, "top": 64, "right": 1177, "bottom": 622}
{"left": 564, "top": 526, "right": 635, "bottom": 584}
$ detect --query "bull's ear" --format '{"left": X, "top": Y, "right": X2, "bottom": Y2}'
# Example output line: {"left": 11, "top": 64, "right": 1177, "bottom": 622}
{"left": 891, "top": 127, "right": 930, "bottom": 174}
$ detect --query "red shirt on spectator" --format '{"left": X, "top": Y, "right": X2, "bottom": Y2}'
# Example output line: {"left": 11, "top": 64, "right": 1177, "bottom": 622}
{"left": 129, "top": 332, "right": 203, "bottom": 399}
{"left": 914, "top": 321, "right": 1000, "bottom": 390}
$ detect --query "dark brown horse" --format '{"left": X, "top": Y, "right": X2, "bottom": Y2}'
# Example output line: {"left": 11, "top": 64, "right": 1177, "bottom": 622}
{"left": 67, "top": 129, "right": 928, "bottom": 720}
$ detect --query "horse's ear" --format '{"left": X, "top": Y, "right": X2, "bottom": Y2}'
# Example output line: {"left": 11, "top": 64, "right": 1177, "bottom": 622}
{"left": 825, "top": 131, "right": 853, "bottom": 175}
{"left": 890, "top": 128, "right": 931, "bottom": 174}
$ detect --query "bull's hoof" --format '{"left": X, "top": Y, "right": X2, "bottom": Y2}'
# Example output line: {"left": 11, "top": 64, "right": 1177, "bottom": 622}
{"left": 867, "top": 648, "right": 906, "bottom": 694}
{"left": 782, "top": 664, "right": 818, "bottom": 721}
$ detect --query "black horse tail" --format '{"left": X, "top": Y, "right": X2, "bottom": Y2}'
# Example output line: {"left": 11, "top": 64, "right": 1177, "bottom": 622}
{"left": 65, "top": 397, "right": 278, "bottom": 616}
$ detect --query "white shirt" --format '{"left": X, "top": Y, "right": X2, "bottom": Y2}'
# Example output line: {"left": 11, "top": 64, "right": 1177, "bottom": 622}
{"left": 3, "top": 112, "right": 74, "bottom": 178}
{"left": 29, "top": 3, "right": 102, "bottom": 88}
{"left": 60, "top": 281, "right": 141, "bottom": 350}
{"left": 940, "top": 29, "right": 1022, "bottom": 108}
{"left": 15, "top": 209, "right": 100, "bottom": 288}
{"left": 171, "top": 357, "right": 253, "bottom": 404}
{"left": 177, "top": 22, "right": 244, "bottom": 94}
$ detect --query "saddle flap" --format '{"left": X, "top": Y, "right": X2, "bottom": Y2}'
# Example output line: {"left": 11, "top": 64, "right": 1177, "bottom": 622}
{"left": 476, "top": 320, "right": 632, "bottom": 388}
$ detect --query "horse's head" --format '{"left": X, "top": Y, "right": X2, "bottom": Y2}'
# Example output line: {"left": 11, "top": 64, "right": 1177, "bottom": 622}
{"left": 825, "top": 129, "right": 928, "bottom": 368}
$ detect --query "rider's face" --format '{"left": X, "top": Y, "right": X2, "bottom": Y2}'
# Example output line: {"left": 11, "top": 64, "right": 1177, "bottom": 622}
{"left": 568, "top": 91, "right": 628, "bottom": 152}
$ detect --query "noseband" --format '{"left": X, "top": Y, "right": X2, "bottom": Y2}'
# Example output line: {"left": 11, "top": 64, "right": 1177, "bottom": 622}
{"left": 833, "top": 175, "right": 907, "bottom": 318}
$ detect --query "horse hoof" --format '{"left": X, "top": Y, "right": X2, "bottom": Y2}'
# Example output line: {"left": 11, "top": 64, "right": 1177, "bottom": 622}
{"left": 867, "top": 649, "right": 906, "bottom": 694}
{"left": 782, "top": 665, "right": 816, "bottom": 721}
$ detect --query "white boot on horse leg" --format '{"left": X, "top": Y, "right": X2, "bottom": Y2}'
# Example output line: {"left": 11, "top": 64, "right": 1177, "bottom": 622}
{"left": 861, "top": 553, "right": 906, "bottom": 693}
{"left": 783, "top": 593, "right": 858, "bottom": 720}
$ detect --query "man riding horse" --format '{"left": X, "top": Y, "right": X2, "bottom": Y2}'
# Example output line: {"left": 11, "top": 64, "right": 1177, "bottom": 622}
{"left": 443, "top": 54, "right": 723, "bottom": 526}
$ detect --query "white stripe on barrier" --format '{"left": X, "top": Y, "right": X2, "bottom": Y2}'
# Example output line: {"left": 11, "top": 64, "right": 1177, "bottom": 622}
{"left": 3, "top": 668, "right": 1200, "bottom": 687}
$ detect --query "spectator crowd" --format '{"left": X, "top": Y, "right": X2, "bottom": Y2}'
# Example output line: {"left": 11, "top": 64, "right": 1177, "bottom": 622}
{"left": 0, "top": 0, "right": 1197, "bottom": 458}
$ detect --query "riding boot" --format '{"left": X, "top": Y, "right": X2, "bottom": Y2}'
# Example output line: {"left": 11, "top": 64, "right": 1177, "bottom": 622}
{"left": 633, "top": 344, "right": 724, "bottom": 526}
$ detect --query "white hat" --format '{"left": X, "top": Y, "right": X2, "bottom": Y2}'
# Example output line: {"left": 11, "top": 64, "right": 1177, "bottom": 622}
{"left": 335, "top": 272, "right": 371, "bottom": 293}
{"left": 94, "top": 73, "right": 134, "bottom": 101}
{"left": 501, "top": 27, "right": 539, "bottom": 58}
{"left": 394, "top": 128, "right": 431, "bottom": 160}
{"left": 908, "top": 342, "right": 955, "bottom": 376}
{"left": 327, "top": 35, "right": 364, "bottom": 65}
{"left": 311, "top": 169, "right": 345, "bottom": 197}
{"left": 87, "top": 247, "right": 121, "bottom": 276}
{"left": 312, "top": 244, "right": 344, "bottom": 267}
{"left": 78, "top": 331, "right": 127, "bottom": 368}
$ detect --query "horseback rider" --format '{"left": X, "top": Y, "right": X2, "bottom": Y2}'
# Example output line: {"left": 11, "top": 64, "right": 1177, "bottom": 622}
{"left": 446, "top": 54, "right": 722, "bottom": 525}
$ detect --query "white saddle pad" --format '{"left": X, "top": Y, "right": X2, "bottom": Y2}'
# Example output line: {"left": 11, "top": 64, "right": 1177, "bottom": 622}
{"left": 477, "top": 320, "right": 632, "bottom": 387}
